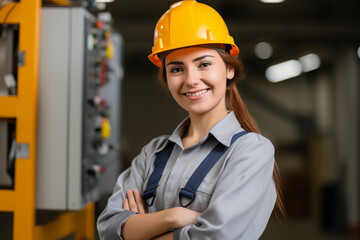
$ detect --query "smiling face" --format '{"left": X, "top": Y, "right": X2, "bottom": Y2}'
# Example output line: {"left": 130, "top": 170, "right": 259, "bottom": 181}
{"left": 164, "top": 47, "right": 234, "bottom": 117}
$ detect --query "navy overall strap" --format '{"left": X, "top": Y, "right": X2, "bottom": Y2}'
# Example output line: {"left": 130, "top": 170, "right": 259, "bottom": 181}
{"left": 142, "top": 141, "right": 175, "bottom": 206}
{"left": 179, "top": 131, "right": 249, "bottom": 207}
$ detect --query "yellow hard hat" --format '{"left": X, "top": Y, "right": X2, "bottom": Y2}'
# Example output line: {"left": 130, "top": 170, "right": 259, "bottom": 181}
{"left": 148, "top": 0, "right": 239, "bottom": 67}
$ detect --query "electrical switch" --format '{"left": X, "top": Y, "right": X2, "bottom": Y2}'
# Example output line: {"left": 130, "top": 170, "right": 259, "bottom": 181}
{"left": 101, "top": 117, "right": 111, "bottom": 138}
{"left": 87, "top": 164, "right": 105, "bottom": 176}
{"left": 88, "top": 96, "right": 102, "bottom": 106}
{"left": 97, "top": 141, "right": 109, "bottom": 156}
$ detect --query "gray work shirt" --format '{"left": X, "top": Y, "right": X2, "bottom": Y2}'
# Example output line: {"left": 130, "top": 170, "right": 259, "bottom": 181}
{"left": 97, "top": 111, "right": 276, "bottom": 240}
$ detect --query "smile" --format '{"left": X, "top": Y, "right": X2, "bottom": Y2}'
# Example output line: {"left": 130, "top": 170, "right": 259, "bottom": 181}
{"left": 185, "top": 89, "right": 208, "bottom": 97}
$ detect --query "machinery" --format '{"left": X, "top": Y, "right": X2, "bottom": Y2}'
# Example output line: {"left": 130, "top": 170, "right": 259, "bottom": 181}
{"left": 0, "top": 6, "right": 122, "bottom": 210}
{"left": 0, "top": 25, "right": 18, "bottom": 190}
{"left": 36, "top": 7, "right": 122, "bottom": 210}
{"left": 0, "top": 1, "right": 121, "bottom": 238}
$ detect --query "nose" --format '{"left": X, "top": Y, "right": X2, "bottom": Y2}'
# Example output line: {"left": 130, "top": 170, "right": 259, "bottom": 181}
{"left": 184, "top": 67, "right": 200, "bottom": 86}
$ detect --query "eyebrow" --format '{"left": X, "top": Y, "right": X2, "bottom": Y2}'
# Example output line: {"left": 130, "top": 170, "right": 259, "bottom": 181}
{"left": 166, "top": 54, "right": 215, "bottom": 66}
{"left": 193, "top": 55, "right": 215, "bottom": 63}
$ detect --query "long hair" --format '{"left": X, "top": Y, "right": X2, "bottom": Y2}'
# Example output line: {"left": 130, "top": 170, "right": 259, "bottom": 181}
{"left": 159, "top": 49, "right": 285, "bottom": 217}
{"left": 218, "top": 50, "right": 285, "bottom": 218}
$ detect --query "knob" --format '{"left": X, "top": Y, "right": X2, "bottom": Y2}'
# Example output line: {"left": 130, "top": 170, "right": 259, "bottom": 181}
{"left": 87, "top": 164, "right": 105, "bottom": 176}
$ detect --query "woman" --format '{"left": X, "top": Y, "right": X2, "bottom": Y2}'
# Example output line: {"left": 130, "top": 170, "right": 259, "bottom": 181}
{"left": 97, "top": 1, "right": 284, "bottom": 239}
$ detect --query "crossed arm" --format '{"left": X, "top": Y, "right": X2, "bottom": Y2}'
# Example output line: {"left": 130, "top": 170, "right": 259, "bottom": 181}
{"left": 121, "top": 189, "right": 200, "bottom": 240}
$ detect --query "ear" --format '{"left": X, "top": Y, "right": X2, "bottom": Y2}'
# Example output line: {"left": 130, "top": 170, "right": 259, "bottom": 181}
{"left": 226, "top": 67, "right": 235, "bottom": 80}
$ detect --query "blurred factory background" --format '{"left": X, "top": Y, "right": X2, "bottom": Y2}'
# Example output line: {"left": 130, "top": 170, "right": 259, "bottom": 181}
{"left": 0, "top": 0, "right": 359, "bottom": 239}
{"left": 113, "top": 0, "right": 360, "bottom": 239}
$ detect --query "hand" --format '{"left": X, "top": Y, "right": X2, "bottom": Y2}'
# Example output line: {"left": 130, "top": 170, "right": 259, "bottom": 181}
{"left": 170, "top": 207, "right": 200, "bottom": 229}
{"left": 123, "top": 189, "right": 148, "bottom": 214}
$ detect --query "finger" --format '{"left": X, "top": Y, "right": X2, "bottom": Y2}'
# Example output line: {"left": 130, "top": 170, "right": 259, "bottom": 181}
{"left": 126, "top": 190, "right": 139, "bottom": 212}
{"left": 123, "top": 199, "right": 129, "bottom": 210}
{"left": 133, "top": 189, "right": 146, "bottom": 214}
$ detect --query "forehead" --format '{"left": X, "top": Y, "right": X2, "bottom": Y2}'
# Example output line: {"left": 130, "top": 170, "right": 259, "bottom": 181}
{"left": 165, "top": 47, "right": 220, "bottom": 63}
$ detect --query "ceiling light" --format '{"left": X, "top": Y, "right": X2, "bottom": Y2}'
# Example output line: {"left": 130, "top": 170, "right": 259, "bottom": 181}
{"left": 298, "top": 53, "right": 321, "bottom": 72}
{"left": 260, "top": 0, "right": 285, "bottom": 3}
{"left": 255, "top": 42, "right": 273, "bottom": 59}
{"left": 266, "top": 60, "right": 302, "bottom": 83}
{"left": 95, "top": 0, "right": 114, "bottom": 2}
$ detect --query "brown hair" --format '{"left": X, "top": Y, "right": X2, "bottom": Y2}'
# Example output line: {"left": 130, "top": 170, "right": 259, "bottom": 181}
{"left": 217, "top": 50, "right": 285, "bottom": 218}
{"left": 160, "top": 49, "right": 285, "bottom": 217}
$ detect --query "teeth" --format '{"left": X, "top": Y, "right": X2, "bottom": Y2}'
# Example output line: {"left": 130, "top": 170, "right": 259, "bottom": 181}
{"left": 186, "top": 89, "right": 207, "bottom": 97}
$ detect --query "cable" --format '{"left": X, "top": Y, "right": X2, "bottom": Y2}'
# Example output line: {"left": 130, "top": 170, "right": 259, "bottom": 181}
{"left": 0, "top": 0, "right": 16, "bottom": 38}
{"left": 1, "top": 1, "right": 16, "bottom": 22}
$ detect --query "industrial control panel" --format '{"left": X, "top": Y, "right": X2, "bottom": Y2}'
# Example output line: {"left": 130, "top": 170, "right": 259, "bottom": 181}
{"left": 36, "top": 7, "right": 122, "bottom": 210}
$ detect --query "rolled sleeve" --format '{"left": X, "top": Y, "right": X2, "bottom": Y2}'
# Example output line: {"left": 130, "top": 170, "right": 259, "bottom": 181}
{"left": 174, "top": 133, "right": 277, "bottom": 240}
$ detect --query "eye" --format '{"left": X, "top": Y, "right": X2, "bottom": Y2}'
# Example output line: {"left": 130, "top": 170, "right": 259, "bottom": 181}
{"left": 169, "top": 66, "right": 183, "bottom": 73}
{"left": 199, "top": 62, "right": 211, "bottom": 68}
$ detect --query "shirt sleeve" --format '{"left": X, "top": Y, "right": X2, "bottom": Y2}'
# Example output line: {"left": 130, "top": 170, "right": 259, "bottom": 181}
{"left": 174, "top": 133, "right": 277, "bottom": 240}
{"left": 97, "top": 137, "right": 166, "bottom": 240}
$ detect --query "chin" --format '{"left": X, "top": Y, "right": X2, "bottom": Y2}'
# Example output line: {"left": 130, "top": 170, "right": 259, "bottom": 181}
{"left": 185, "top": 107, "right": 213, "bottom": 116}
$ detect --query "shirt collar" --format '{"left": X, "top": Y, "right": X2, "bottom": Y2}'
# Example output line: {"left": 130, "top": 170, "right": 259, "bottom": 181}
{"left": 168, "top": 117, "right": 190, "bottom": 148}
{"left": 209, "top": 111, "right": 244, "bottom": 147}
{"left": 168, "top": 111, "right": 244, "bottom": 148}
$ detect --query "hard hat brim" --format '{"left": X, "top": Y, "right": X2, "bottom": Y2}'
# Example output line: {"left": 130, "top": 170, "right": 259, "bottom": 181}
{"left": 149, "top": 43, "right": 239, "bottom": 67}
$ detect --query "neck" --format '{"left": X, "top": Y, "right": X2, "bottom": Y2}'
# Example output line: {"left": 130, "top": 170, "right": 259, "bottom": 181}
{"left": 182, "top": 107, "right": 228, "bottom": 148}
